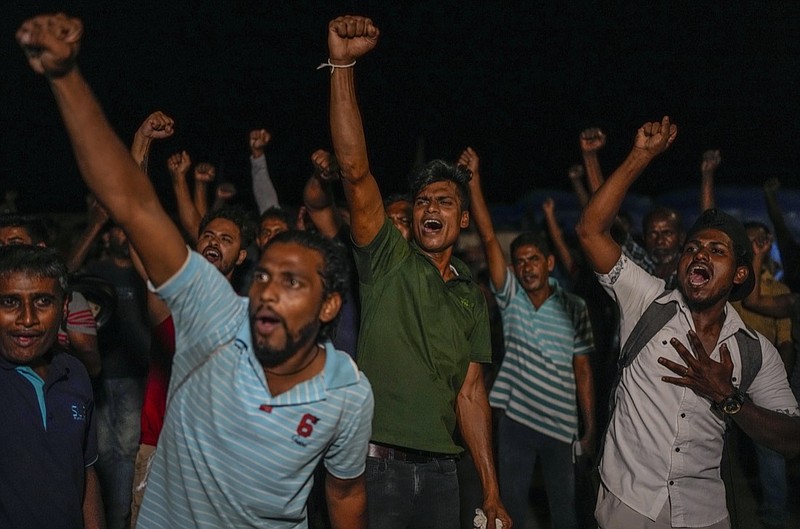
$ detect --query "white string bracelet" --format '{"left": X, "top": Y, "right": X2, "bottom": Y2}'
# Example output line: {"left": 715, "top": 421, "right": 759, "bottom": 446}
{"left": 316, "top": 59, "right": 356, "bottom": 74}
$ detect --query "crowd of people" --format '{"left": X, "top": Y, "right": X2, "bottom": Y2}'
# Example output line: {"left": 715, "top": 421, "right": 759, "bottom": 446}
{"left": 3, "top": 12, "right": 800, "bottom": 529}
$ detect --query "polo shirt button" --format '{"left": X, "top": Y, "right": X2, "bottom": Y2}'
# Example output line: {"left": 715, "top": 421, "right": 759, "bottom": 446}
{"left": 669, "top": 480, "right": 674, "bottom": 486}
{"left": 732, "top": 376, "right": 737, "bottom": 382}
{"left": 680, "top": 413, "right": 686, "bottom": 418}
{"left": 675, "top": 447, "right": 680, "bottom": 452}
{"left": 662, "top": 340, "right": 668, "bottom": 345}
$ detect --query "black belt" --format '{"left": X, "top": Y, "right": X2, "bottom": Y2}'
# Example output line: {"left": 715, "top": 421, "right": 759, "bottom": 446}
{"left": 367, "top": 442, "right": 453, "bottom": 463}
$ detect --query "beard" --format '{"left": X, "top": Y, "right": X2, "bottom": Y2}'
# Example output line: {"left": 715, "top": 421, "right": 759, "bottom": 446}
{"left": 252, "top": 316, "right": 319, "bottom": 368}
{"left": 677, "top": 281, "right": 732, "bottom": 312}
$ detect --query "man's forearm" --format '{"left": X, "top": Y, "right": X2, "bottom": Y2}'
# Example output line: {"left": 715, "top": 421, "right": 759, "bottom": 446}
{"left": 330, "top": 69, "right": 370, "bottom": 183}
{"left": 574, "top": 355, "right": 596, "bottom": 446}
{"left": 733, "top": 404, "right": 800, "bottom": 459}
{"left": 326, "top": 474, "right": 367, "bottom": 529}
{"left": 581, "top": 148, "right": 654, "bottom": 236}
{"left": 456, "top": 366, "right": 501, "bottom": 499}
{"left": 83, "top": 466, "right": 106, "bottom": 529}
{"left": 582, "top": 151, "right": 604, "bottom": 193}
{"left": 172, "top": 174, "right": 201, "bottom": 242}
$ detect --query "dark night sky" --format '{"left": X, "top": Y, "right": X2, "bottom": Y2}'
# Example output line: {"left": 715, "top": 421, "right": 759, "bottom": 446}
{"left": 3, "top": 1, "right": 800, "bottom": 216}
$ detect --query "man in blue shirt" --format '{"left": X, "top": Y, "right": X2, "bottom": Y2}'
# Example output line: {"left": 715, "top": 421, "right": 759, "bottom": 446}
{"left": 0, "top": 245, "right": 104, "bottom": 529}
{"left": 16, "top": 13, "right": 373, "bottom": 529}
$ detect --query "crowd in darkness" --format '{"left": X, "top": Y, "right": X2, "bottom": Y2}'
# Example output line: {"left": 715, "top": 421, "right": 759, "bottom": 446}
{"left": 2, "top": 12, "right": 800, "bottom": 529}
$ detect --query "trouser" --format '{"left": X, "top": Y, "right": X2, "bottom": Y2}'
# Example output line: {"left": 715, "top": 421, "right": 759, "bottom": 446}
{"left": 95, "top": 377, "right": 144, "bottom": 529}
{"left": 497, "top": 415, "right": 577, "bottom": 529}
{"left": 366, "top": 450, "right": 460, "bottom": 529}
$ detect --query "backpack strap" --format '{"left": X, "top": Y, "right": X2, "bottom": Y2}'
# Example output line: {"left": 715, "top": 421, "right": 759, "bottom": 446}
{"left": 733, "top": 327, "right": 762, "bottom": 396}
{"left": 607, "top": 292, "right": 676, "bottom": 419}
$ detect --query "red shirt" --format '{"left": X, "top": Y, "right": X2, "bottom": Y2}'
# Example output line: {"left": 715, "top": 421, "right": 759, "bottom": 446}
{"left": 139, "top": 316, "right": 175, "bottom": 446}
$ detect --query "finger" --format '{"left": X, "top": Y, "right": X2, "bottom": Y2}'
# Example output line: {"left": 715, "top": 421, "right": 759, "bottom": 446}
{"left": 658, "top": 356, "right": 690, "bottom": 376}
{"left": 718, "top": 343, "right": 733, "bottom": 371}
{"left": 685, "top": 330, "right": 710, "bottom": 360}
{"left": 668, "top": 336, "right": 696, "bottom": 367}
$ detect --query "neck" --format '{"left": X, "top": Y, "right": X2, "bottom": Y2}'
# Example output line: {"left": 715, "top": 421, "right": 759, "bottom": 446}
{"left": 690, "top": 303, "right": 727, "bottom": 336}
{"left": 263, "top": 344, "right": 325, "bottom": 396}
{"left": 527, "top": 283, "right": 553, "bottom": 309}
{"left": 421, "top": 246, "right": 456, "bottom": 280}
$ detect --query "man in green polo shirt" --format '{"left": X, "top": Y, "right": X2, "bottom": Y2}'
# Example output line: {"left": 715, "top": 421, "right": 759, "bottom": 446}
{"left": 326, "top": 15, "right": 510, "bottom": 529}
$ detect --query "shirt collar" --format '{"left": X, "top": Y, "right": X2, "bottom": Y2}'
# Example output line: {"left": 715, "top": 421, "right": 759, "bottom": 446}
{"left": 662, "top": 289, "right": 759, "bottom": 341}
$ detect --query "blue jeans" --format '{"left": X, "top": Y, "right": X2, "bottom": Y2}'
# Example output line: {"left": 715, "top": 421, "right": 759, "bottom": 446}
{"left": 366, "top": 456, "right": 460, "bottom": 529}
{"left": 497, "top": 415, "right": 577, "bottom": 529}
{"left": 95, "top": 377, "right": 144, "bottom": 529}
{"left": 755, "top": 442, "right": 789, "bottom": 527}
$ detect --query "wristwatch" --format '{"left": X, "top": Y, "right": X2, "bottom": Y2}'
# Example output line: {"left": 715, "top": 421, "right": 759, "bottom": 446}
{"left": 716, "top": 390, "right": 746, "bottom": 415}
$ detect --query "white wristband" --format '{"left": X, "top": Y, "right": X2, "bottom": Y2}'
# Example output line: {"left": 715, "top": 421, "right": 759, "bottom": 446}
{"left": 316, "top": 58, "right": 356, "bottom": 74}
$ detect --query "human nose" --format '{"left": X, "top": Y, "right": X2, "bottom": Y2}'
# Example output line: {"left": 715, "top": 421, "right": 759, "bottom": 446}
{"left": 17, "top": 301, "right": 38, "bottom": 327}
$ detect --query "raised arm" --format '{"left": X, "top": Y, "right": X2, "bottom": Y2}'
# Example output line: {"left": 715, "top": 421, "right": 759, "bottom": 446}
{"left": 763, "top": 178, "right": 800, "bottom": 291}
{"left": 304, "top": 149, "right": 342, "bottom": 239}
{"left": 65, "top": 196, "right": 109, "bottom": 273}
{"left": 249, "top": 129, "right": 280, "bottom": 213}
{"left": 542, "top": 197, "right": 578, "bottom": 280}
{"left": 566, "top": 164, "right": 591, "bottom": 208}
{"left": 699, "top": 149, "right": 721, "bottom": 212}
{"left": 462, "top": 147, "right": 507, "bottom": 291}
{"left": 576, "top": 117, "right": 677, "bottom": 274}
{"left": 166, "top": 151, "right": 201, "bottom": 242}
{"left": 17, "top": 13, "right": 187, "bottom": 285}
{"left": 742, "top": 233, "right": 796, "bottom": 319}
{"left": 192, "top": 161, "right": 215, "bottom": 217}
{"left": 579, "top": 127, "right": 606, "bottom": 193}
{"left": 130, "top": 111, "right": 174, "bottom": 171}
{"left": 328, "top": 16, "right": 384, "bottom": 247}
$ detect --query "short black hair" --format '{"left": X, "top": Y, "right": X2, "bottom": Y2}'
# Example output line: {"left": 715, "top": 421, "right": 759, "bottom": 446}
{"left": 0, "top": 245, "right": 68, "bottom": 294}
{"left": 510, "top": 231, "right": 552, "bottom": 259}
{"left": 0, "top": 214, "right": 49, "bottom": 245}
{"left": 199, "top": 205, "right": 255, "bottom": 249}
{"left": 643, "top": 206, "right": 684, "bottom": 236}
{"left": 265, "top": 230, "right": 351, "bottom": 341}
{"left": 408, "top": 160, "right": 472, "bottom": 211}
{"left": 258, "top": 207, "right": 292, "bottom": 229}
{"left": 383, "top": 192, "right": 412, "bottom": 210}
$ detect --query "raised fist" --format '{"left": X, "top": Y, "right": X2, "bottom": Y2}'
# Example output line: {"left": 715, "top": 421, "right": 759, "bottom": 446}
{"left": 249, "top": 129, "right": 272, "bottom": 157}
{"left": 633, "top": 116, "right": 677, "bottom": 157}
{"left": 16, "top": 13, "right": 83, "bottom": 78}
{"left": 216, "top": 183, "right": 237, "bottom": 201}
{"left": 328, "top": 16, "right": 380, "bottom": 63}
{"left": 138, "top": 111, "right": 174, "bottom": 140}
{"left": 167, "top": 151, "right": 191, "bottom": 178}
{"left": 457, "top": 147, "right": 480, "bottom": 179}
{"left": 194, "top": 162, "right": 216, "bottom": 183}
{"left": 701, "top": 150, "right": 721, "bottom": 174}
{"left": 567, "top": 164, "right": 585, "bottom": 181}
{"left": 579, "top": 128, "right": 606, "bottom": 153}
{"left": 542, "top": 197, "right": 556, "bottom": 216}
{"left": 763, "top": 177, "right": 781, "bottom": 194}
{"left": 310, "top": 149, "right": 340, "bottom": 181}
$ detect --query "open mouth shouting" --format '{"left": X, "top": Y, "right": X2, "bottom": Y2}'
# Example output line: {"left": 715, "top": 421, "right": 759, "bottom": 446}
{"left": 253, "top": 309, "right": 284, "bottom": 338}
{"left": 687, "top": 263, "right": 711, "bottom": 287}
{"left": 202, "top": 246, "right": 222, "bottom": 264}
{"left": 421, "top": 217, "right": 443, "bottom": 235}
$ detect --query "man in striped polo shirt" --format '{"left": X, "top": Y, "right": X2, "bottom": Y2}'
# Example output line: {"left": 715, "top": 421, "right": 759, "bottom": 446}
{"left": 17, "top": 14, "right": 374, "bottom": 529}
{"left": 464, "top": 147, "right": 596, "bottom": 529}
